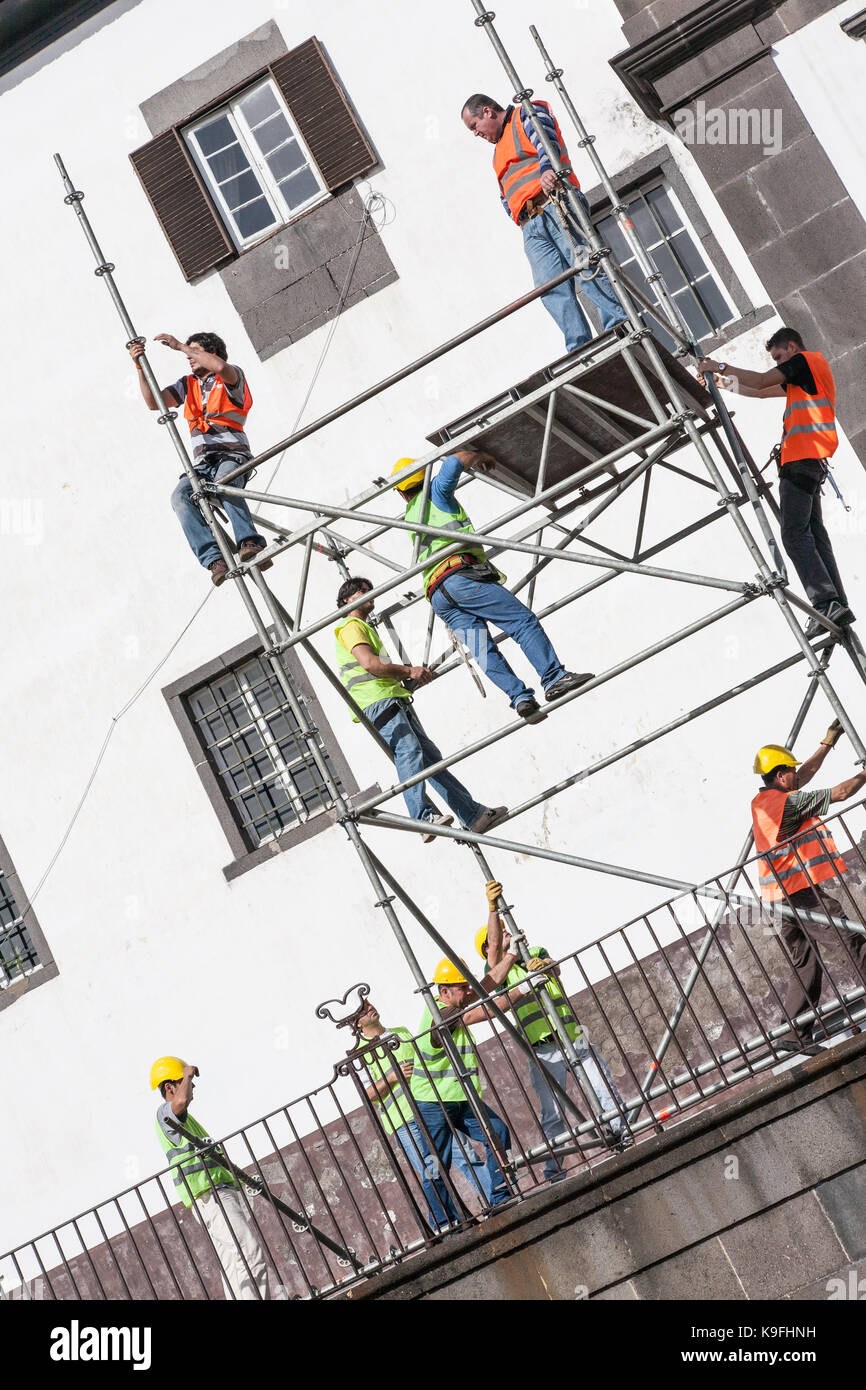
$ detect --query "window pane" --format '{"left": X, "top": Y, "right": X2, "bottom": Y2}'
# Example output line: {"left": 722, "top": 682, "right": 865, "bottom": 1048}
{"left": 672, "top": 286, "right": 712, "bottom": 340}
{"left": 668, "top": 228, "right": 709, "bottom": 282}
{"left": 195, "top": 115, "right": 234, "bottom": 158}
{"left": 598, "top": 215, "right": 629, "bottom": 263}
{"left": 693, "top": 276, "right": 732, "bottom": 331}
{"left": 279, "top": 165, "right": 320, "bottom": 211}
{"left": 628, "top": 198, "right": 660, "bottom": 250}
{"left": 220, "top": 169, "right": 263, "bottom": 212}
{"left": 207, "top": 141, "right": 251, "bottom": 183}
{"left": 253, "top": 111, "right": 292, "bottom": 156}
{"left": 237, "top": 85, "right": 280, "bottom": 128}
{"left": 645, "top": 185, "right": 682, "bottom": 236}
{"left": 649, "top": 241, "right": 687, "bottom": 294}
{"left": 234, "top": 197, "right": 277, "bottom": 239}
{"left": 266, "top": 140, "right": 305, "bottom": 183}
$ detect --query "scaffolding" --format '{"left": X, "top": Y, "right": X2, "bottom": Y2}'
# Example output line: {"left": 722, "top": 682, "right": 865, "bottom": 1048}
{"left": 52, "top": 5, "right": 866, "bottom": 1209}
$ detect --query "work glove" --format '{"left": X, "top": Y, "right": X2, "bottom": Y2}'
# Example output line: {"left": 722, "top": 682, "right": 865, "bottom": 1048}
{"left": 821, "top": 719, "right": 844, "bottom": 748}
{"left": 485, "top": 880, "right": 503, "bottom": 909}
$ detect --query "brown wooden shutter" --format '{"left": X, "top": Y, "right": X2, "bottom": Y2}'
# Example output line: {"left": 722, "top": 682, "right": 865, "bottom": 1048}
{"left": 130, "top": 130, "right": 234, "bottom": 282}
{"left": 270, "top": 38, "right": 377, "bottom": 191}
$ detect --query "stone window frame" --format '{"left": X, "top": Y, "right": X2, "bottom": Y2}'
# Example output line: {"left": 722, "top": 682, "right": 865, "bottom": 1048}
{"left": 583, "top": 145, "right": 775, "bottom": 353}
{"left": 0, "top": 831, "right": 58, "bottom": 1013}
{"left": 163, "top": 632, "right": 372, "bottom": 882}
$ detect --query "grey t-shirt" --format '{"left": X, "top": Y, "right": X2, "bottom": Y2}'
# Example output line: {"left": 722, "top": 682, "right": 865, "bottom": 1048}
{"left": 164, "top": 368, "right": 252, "bottom": 463}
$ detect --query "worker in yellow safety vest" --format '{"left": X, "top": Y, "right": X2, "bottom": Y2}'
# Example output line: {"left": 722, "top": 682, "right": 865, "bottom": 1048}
{"left": 478, "top": 880, "right": 627, "bottom": 1183}
{"left": 751, "top": 720, "right": 866, "bottom": 1052}
{"left": 151, "top": 1056, "right": 282, "bottom": 1300}
{"left": 699, "top": 327, "right": 853, "bottom": 638}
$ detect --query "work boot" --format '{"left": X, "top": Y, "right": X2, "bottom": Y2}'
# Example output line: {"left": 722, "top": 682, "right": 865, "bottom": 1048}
{"left": 770, "top": 1033, "right": 822, "bottom": 1058}
{"left": 422, "top": 812, "right": 454, "bottom": 844}
{"left": 544, "top": 671, "right": 595, "bottom": 702}
{"left": 209, "top": 559, "right": 229, "bottom": 587}
{"left": 805, "top": 601, "right": 855, "bottom": 640}
{"left": 516, "top": 698, "right": 546, "bottom": 723}
{"left": 468, "top": 806, "right": 508, "bottom": 835}
{"left": 239, "top": 538, "right": 273, "bottom": 572}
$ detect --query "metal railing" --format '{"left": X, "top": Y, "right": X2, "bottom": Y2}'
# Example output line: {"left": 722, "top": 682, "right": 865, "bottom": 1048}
{"left": 5, "top": 798, "right": 866, "bottom": 1300}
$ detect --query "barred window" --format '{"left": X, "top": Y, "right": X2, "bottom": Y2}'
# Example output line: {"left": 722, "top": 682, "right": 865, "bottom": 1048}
{"left": 0, "top": 865, "right": 38, "bottom": 985}
{"left": 596, "top": 182, "right": 737, "bottom": 351}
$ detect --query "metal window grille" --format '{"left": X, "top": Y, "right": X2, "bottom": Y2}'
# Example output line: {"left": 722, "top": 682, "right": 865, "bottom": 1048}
{"left": 0, "top": 866, "right": 40, "bottom": 987}
{"left": 185, "top": 78, "right": 327, "bottom": 249}
{"left": 187, "top": 655, "right": 344, "bottom": 849}
{"left": 596, "top": 182, "right": 737, "bottom": 351}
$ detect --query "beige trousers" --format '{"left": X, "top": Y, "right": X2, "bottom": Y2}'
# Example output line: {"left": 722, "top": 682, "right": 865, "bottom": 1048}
{"left": 197, "top": 1189, "right": 276, "bottom": 1301}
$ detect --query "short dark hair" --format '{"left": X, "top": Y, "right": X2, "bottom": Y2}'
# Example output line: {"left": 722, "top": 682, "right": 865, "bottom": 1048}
{"left": 761, "top": 766, "right": 789, "bottom": 787}
{"left": 158, "top": 1080, "right": 175, "bottom": 1100}
{"left": 186, "top": 331, "right": 228, "bottom": 360}
{"left": 461, "top": 93, "right": 504, "bottom": 118}
{"left": 765, "top": 327, "right": 804, "bottom": 352}
{"left": 337, "top": 576, "right": 372, "bottom": 608}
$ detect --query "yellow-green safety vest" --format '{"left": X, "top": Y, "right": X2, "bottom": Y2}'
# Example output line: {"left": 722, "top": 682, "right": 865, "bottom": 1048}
{"left": 154, "top": 1109, "right": 238, "bottom": 1208}
{"left": 507, "top": 950, "right": 581, "bottom": 1048}
{"left": 334, "top": 617, "right": 411, "bottom": 719}
{"left": 409, "top": 1005, "right": 482, "bottom": 1104}
{"left": 363, "top": 1026, "right": 416, "bottom": 1137}
{"left": 404, "top": 492, "right": 487, "bottom": 598}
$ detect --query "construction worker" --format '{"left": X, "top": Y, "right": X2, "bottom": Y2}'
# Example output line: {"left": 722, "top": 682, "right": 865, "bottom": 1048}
{"left": 128, "top": 332, "right": 270, "bottom": 587}
{"left": 150, "top": 1056, "right": 279, "bottom": 1300}
{"left": 410, "top": 950, "right": 523, "bottom": 1226}
{"left": 698, "top": 329, "right": 853, "bottom": 638}
{"left": 353, "top": 996, "right": 501, "bottom": 1230}
{"left": 335, "top": 575, "right": 507, "bottom": 840}
{"left": 751, "top": 722, "right": 866, "bottom": 1052}
{"left": 394, "top": 450, "right": 594, "bottom": 721}
{"left": 461, "top": 94, "right": 626, "bottom": 352}
{"left": 478, "top": 880, "right": 627, "bottom": 1183}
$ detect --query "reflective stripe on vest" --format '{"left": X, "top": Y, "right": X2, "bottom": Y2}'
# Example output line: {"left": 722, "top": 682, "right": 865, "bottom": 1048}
{"left": 334, "top": 617, "right": 410, "bottom": 718}
{"left": 750, "top": 788, "right": 846, "bottom": 901}
{"left": 507, "top": 957, "right": 579, "bottom": 1046}
{"left": 780, "top": 352, "right": 837, "bottom": 465}
{"left": 184, "top": 373, "right": 252, "bottom": 437}
{"left": 409, "top": 1006, "right": 482, "bottom": 1103}
{"left": 365, "top": 1027, "right": 416, "bottom": 1137}
{"left": 154, "top": 1111, "right": 238, "bottom": 1208}
{"left": 493, "top": 101, "right": 581, "bottom": 225}
{"left": 404, "top": 492, "right": 487, "bottom": 598}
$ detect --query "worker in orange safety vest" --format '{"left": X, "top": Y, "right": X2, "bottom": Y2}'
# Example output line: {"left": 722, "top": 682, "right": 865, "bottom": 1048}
{"left": 699, "top": 327, "right": 853, "bottom": 639}
{"left": 751, "top": 720, "right": 866, "bottom": 1051}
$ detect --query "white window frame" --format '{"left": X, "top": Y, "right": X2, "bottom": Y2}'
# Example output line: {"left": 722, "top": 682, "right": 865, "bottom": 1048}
{"left": 184, "top": 77, "right": 329, "bottom": 251}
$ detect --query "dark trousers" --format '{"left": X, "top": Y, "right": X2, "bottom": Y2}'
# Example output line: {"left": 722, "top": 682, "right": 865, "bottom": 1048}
{"left": 779, "top": 468, "right": 847, "bottom": 612}
{"left": 780, "top": 887, "right": 866, "bottom": 1034}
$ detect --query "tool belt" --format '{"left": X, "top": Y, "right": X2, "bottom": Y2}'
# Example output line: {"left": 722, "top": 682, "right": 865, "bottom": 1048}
{"left": 518, "top": 192, "right": 550, "bottom": 224}
{"left": 426, "top": 552, "right": 481, "bottom": 597}
{"left": 368, "top": 697, "right": 413, "bottom": 730}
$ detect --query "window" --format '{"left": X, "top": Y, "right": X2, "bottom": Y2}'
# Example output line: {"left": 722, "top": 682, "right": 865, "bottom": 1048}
{"left": 596, "top": 182, "right": 738, "bottom": 351}
{"left": 0, "top": 833, "right": 57, "bottom": 1008}
{"left": 185, "top": 79, "right": 326, "bottom": 250}
{"left": 164, "top": 635, "right": 363, "bottom": 877}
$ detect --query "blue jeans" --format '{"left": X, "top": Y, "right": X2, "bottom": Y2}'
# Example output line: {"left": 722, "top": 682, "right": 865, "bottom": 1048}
{"left": 430, "top": 572, "right": 567, "bottom": 708}
{"left": 171, "top": 455, "right": 265, "bottom": 570}
{"left": 528, "top": 1036, "right": 625, "bottom": 1180}
{"left": 395, "top": 1118, "right": 497, "bottom": 1231}
{"left": 412, "top": 1099, "right": 511, "bottom": 1226}
{"left": 364, "top": 698, "right": 484, "bottom": 826}
{"left": 522, "top": 194, "right": 626, "bottom": 352}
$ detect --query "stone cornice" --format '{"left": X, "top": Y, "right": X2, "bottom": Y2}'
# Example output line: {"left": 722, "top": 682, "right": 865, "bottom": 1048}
{"left": 841, "top": 8, "right": 866, "bottom": 40}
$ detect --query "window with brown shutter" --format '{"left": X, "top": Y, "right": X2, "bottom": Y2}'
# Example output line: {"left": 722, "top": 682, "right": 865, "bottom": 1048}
{"left": 130, "top": 37, "right": 377, "bottom": 281}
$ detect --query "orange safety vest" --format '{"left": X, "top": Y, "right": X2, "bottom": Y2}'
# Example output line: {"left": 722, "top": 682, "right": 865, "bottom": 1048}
{"left": 183, "top": 372, "right": 252, "bottom": 436}
{"left": 780, "top": 351, "right": 837, "bottom": 465}
{"left": 751, "top": 788, "right": 846, "bottom": 902}
{"left": 493, "top": 101, "right": 580, "bottom": 225}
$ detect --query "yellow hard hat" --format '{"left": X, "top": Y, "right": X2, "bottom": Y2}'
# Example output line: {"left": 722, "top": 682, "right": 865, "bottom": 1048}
{"left": 753, "top": 745, "right": 800, "bottom": 775}
{"left": 433, "top": 957, "right": 468, "bottom": 986}
{"left": 392, "top": 457, "right": 426, "bottom": 494}
{"left": 150, "top": 1056, "right": 185, "bottom": 1091}
{"left": 475, "top": 925, "right": 489, "bottom": 958}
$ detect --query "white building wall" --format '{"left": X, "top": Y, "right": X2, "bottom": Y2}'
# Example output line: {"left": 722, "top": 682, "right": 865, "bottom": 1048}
{"left": 3, "top": 0, "right": 865, "bottom": 1248}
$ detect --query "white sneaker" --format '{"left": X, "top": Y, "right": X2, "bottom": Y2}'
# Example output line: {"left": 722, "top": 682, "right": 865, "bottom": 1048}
{"left": 421, "top": 812, "right": 454, "bottom": 844}
{"left": 468, "top": 806, "right": 508, "bottom": 834}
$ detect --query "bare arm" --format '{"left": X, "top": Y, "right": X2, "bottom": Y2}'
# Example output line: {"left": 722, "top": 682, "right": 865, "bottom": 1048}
{"left": 461, "top": 951, "right": 520, "bottom": 1024}
{"left": 127, "top": 340, "right": 176, "bottom": 411}
{"left": 698, "top": 358, "right": 785, "bottom": 391}
{"left": 830, "top": 770, "right": 866, "bottom": 804}
{"left": 365, "top": 1059, "right": 413, "bottom": 1103}
{"left": 349, "top": 641, "right": 433, "bottom": 687}
{"left": 153, "top": 333, "right": 239, "bottom": 387}
{"left": 170, "top": 1063, "right": 198, "bottom": 1117}
{"left": 797, "top": 742, "right": 834, "bottom": 788}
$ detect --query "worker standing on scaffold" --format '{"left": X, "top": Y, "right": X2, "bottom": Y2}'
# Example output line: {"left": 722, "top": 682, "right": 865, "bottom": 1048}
{"left": 128, "top": 332, "right": 271, "bottom": 587}
{"left": 699, "top": 328, "right": 854, "bottom": 639}
{"left": 751, "top": 723, "right": 866, "bottom": 1053}
{"left": 394, "top": 450, "right": 594, "bottom": 721}
{"left": 461, "top": 94, "right": 626, "bottom": 352}
{"left": 335, "top": 575, "right": 507, "bottom": 840}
